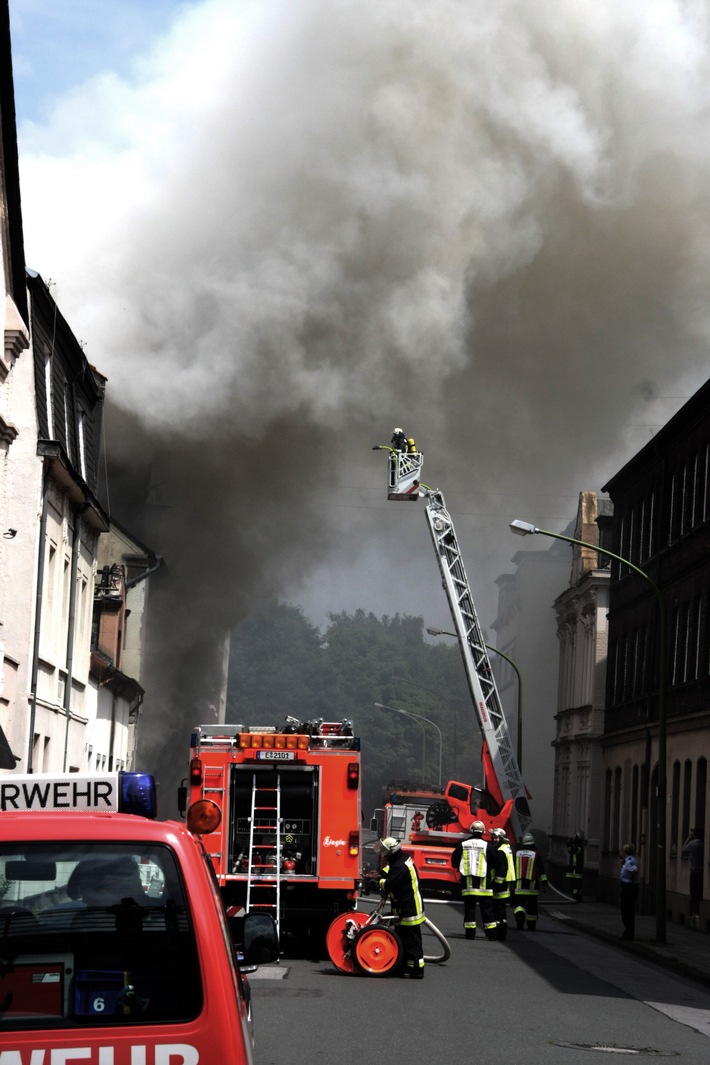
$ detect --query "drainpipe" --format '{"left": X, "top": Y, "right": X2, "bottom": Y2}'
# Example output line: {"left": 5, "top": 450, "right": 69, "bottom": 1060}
{"left": 62, "top": 507, "right": 85, "bottom": 771}
{"left": 28, "top": 469, "right": 49, "bottom": 772}
{"left": 125, "top": 554, "right": 162, "bottom": 589}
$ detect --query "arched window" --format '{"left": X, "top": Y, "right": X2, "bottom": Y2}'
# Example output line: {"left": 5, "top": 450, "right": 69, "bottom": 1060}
{"left": 682, "top": 759, "right": 692, "bottom": 843}
{"left": 695, "top": 758, "right": 707, "bottom": 837}
{"left": 671, "top": 761, "right": 681, "bottom": 856}
{"left": 603, "top": 768, "right": 612, "bottom": 852}
{"left": 631, "top": 764, "right": 640, "bottom": 846}
{"left": 612, "top": 766, "right": 622, "bottom": 854}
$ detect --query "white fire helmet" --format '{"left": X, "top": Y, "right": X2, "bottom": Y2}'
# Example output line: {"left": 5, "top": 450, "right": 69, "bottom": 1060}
{"left": 375, "top": 837, "right": 401, "bottom": 856}
{"left": 490, "top": 827, "right": 507, "bottom": 841}
{"left": 470, "top": 820, "right": 486, "bottom": 834}
{"left": 522, "top": 832, "right": 536, "bottom": 846}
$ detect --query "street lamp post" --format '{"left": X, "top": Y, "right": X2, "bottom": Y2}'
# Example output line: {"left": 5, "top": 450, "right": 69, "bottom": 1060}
{"left": 374, "top": 702, "right": 443, "bottom": 787}
{"left": 393, "top": 676, "right": 454, "bottom": 776}
{"left": 427, "top": 626, "right": 524, "bottom": 771}
{"left": 510, "top": 518, "right": 667, "bottom": 944}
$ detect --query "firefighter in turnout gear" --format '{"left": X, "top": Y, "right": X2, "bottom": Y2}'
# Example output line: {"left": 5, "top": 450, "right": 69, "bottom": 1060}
{"left": 374, "top": 837, "right": 426, "bottom": 978}
{"left": 490, "top": 827, "right": 515, "bottom": 941}
{"left": 566, "top": 832, "right": 585, "bottom": 902}
{"left": 451, "top": 821, "right": 498, "bottom": 940}
{"left": 514, "top": 832, "right": 547, "bottom": 930}
{"left": 391, "top": 428, "right": 408, "bottom": 453}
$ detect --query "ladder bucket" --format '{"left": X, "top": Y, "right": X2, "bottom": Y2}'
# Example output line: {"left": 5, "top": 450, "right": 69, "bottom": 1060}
{"left": 388, "top": 451, "right": 423, "bottom": 501}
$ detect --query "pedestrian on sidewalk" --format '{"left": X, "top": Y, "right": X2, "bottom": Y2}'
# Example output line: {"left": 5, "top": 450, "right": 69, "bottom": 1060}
{"left": 681, "top": 827, "right": 704, "bottom": 928}
{"left": 619, "top": 843, "right": 639, "bottom": 941}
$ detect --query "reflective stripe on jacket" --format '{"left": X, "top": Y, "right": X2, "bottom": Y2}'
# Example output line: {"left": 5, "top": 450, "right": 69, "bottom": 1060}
{"left": 460, "top": 837, "right": 487, "bottom": 878}
{"left": 378, "top": 853, "right": 426, "bottom": 926}
{"left": 500, "top": 843, "right": 515, "bottom": 883}
{"left": 515, "top": 847, "right": 539, "bottom": 894}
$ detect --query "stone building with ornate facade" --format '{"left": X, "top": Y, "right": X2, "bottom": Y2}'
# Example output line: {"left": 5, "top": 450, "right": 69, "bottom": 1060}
{"left": 548, "top": 491, "right": 611, "bottom": 891}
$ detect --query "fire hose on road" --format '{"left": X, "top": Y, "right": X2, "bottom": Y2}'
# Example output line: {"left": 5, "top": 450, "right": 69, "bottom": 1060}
{"left": 325, "top": 897, "right": 451, "bottom": 976}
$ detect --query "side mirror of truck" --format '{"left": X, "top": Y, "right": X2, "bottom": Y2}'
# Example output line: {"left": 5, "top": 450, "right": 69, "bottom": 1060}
{"left": 177, "top": 781, "right": 187, "bottom": 817}
{"left": 242, "top": 912, "right": 279, "bottom": 965}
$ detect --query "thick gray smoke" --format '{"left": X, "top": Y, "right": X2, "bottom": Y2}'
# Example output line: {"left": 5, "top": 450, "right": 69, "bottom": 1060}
{"left": 17, "top": 0, "right": 710, "bottom": 802}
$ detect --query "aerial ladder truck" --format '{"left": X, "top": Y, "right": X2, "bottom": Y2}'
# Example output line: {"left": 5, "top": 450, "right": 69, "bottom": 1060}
{"left": 372, "top": 440, "right": 532, "bottom": 884}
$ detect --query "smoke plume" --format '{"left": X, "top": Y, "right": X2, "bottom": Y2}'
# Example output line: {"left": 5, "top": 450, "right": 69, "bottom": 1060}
{"left": 16, "top": 0, "right": 710, "bottom": 804}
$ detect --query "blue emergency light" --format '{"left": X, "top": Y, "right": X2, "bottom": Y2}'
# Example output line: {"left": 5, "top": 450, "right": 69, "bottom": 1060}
{"left": 118, "top": 772, "right": 157, "bottom": 819}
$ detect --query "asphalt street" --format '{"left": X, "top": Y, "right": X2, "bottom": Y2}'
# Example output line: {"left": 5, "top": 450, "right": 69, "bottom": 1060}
{"left": 249, "top": 897, "right": 710, "bottom": 1065}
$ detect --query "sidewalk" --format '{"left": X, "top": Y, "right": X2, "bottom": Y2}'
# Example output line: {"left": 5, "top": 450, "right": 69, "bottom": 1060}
{"left": 542, "top": 895, "right": 710, "bottom": 989}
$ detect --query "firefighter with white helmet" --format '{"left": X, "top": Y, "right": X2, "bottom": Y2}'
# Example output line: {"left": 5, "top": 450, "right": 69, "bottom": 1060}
{"left": 490, "top": 827, "right": 515, "bottom": 941}
{"left": 372, "top": 837, "right": 426, "bottom": 978}
{"left": 451, "top": 821, "right": 498, "bottom": 940}
{"left": 514, "top": 831, "right": 548, "bottom": 930}
{"left": 390, "top": 428, "right": 408, "bottom": 453}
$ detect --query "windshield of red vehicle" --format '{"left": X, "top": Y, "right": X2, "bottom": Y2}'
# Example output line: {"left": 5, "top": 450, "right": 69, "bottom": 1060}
{"left": 0, "top": 842, "right": 202, "bottom": 1031}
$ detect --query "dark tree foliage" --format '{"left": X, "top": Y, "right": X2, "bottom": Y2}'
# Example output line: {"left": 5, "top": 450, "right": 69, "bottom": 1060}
{"left": 228, "top": 602, "right": 482, "bottom": 817}
{"left": 227, "top": 600, "right": 336, "bottom": 723}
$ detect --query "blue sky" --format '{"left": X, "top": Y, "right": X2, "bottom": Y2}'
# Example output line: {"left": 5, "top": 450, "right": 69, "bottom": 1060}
{"left": 9, "top": 0, "right": 187, "bottom": 124}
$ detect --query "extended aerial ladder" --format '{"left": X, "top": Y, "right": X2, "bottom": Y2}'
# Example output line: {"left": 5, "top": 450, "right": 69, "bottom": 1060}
{"left": 373, "top": 444, "right": 532, "bottom": 842}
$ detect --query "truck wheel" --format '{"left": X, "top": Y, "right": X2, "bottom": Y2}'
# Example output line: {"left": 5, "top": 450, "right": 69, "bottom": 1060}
{"left": 325, "top": 911, "right": 370, "bottom": 973}
{"left": 352, "top": 925, "right": 403, "bottom": 976}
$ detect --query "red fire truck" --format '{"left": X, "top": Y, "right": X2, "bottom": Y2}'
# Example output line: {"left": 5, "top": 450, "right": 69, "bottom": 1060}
{"left": 181, "top": 717, "right": 362, "bottom": 944}
{"left": 372, "top": 772, "right": 517, "bottom": 894}
{"left": 0, "top": 770, "right": 276, "bottom": 1064}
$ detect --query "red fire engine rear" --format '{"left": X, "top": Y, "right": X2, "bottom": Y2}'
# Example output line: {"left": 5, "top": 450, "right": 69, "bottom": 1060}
{"left": 183, "top": 718, "right": 362, "bottom": 943}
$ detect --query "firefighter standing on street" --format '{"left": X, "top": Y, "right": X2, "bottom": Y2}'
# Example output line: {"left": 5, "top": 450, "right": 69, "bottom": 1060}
{"left": 451, "top": 820, "right": 498, "bottom": 940}
{"left": 373, "top": 837, "right": 426, "bottom": 979}
{"left": 514, "top": 832, "right": 548, "bottom": 930}
{"left": 490, "top": 827, "right": 515, "bottom": 941}
{"left": 566, "top": 832, "right": 585, "bottom": 902}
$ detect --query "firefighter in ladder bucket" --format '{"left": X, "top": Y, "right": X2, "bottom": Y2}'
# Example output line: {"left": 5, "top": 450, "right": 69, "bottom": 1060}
{"left": 390, "top": 427, "right": 408, "bottom": 452}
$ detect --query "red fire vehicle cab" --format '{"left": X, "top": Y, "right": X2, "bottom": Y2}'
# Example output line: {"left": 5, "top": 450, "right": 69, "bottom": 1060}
{"left": 0, "top": 771, "right": 276, "bottom": 1065}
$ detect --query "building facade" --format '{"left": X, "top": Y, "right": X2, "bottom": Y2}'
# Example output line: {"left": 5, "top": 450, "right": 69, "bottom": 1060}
{"left": 548, "top": 491, "right": 611, "bottom": 892}
{"left": 24, "top": 270, "right": 110, "bottom": 772}
{"left": 1, "top": 0, "right": 30, "bottom": 769}
{"left": 1, "top": 5, "right": 156, "bottom": 780}
{"left": 491, "top": 535, "right": 572, "bottom": 836}
{"left": 600, "top": 376, "right": 710, "bottom": 928}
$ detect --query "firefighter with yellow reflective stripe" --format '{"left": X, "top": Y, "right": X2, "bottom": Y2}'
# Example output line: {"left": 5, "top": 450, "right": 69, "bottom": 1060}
{"left": 374, "top": 837, "right": 425, "bottom": 978}
{"left": 514, "top": 832, "right": 547, "bottom": 930}
{"left": 566, "top": 832, "right": 585, "bottom": 902}
{"left": 451, "top": 821, "right": 497, "bottom": 940}
{"left": 490, "top": 827, "right": 515, "bottom": 941}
